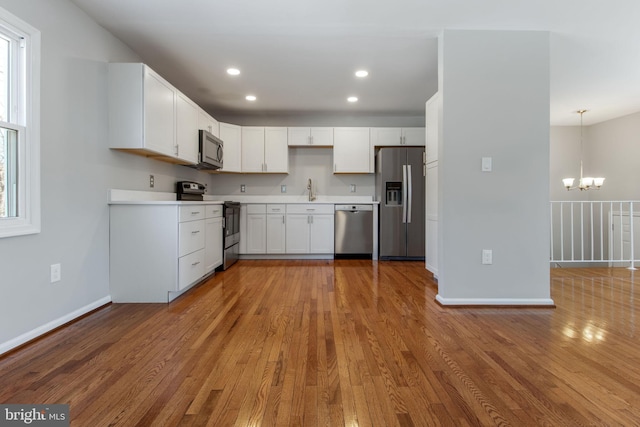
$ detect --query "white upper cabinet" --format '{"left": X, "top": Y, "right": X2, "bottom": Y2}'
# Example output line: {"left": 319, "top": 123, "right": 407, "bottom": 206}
{"left": 219, "top": 122, "right": 242, "bottom": 172}
{"left": 241, "top": 127, "right": 266, "bottom": 173}
{"left": 176, "top": 92, "right": 199, "bottom": 165}
{"left": 108, "top": 63, "right": 199, "bottom": 165}
{"left": 142, "top": 67, "right": 176, "bottom": 157}
{"left": 288, "top": 127, "right": 333, "bottom": 146}
{"left": 370, "top": 127, "right": 425, "bottom": 146}
{"left": 264, "top": 127, "right": 288, "bottom": 173}
{"left": 333, "top": 127, "right": 372, "bottom": 173}
{"left": 198, "top": 109, "right": 219, "bottom": 137}
{"left": 241, "top": 126, "right": 288, "bottom": 173}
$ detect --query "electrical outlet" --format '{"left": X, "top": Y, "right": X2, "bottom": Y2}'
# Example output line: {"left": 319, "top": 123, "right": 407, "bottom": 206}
{"left": 240, "top": 184, "right": 246, "bottom": 193}
{"left": 50, "top": 263, "right": 61, "bottom": 283}
{"left": 350, "top": 184, "right": 356, "bottom": 193}
{"left": 482, "top": 249, "right": 493, "bottom": 265}
{"left": 149, "top": 174, "right": 155, "bottom": 188}
{"left": 281, "top": 185, "right": 287, "bottom": 193}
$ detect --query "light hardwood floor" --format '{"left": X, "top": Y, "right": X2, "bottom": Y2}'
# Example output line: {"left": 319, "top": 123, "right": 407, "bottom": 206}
{"left": 1, "top": 261, "right": 639, "bottom": 426}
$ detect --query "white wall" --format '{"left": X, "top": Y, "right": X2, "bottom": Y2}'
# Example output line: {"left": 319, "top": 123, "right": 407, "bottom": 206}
{"left": 587, "top": 111, "right": 640, "bottom": 201}
{"left": 437, "top": 30, "right": 551, "bottom": 304}
{"left": 0, "top": 0, "right": 210, "bottom": 352}
{"left": 551, "top": 112, "right": 640, "bottom": 201}
{"left": 550, "top": 126, "right": 584, "bottom": 201}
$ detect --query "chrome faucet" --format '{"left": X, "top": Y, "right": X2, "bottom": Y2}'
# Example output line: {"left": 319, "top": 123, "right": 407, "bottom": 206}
{"left": 307, "top": 178, "right": 316, "bottom": 201}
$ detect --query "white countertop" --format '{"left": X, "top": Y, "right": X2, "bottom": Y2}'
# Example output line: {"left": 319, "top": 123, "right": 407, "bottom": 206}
{"left": 206, "top": 195, "right": 378, "bottom": 204}
{"left": 108, "top": 189, "right": 378, "bottom": 205}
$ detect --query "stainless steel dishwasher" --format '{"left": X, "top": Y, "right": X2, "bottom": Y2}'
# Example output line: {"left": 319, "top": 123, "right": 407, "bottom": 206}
{"left": 334, "top": 204, "right": 374, "bottom": 258}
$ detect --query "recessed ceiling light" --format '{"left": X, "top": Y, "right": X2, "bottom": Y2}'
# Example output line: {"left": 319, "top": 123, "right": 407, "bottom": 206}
{"left": 355, "top": 70, "right": 369, "bottom": 78}
{"left": 227, "top": 68, "right": 240, "bottom": 76}
{"left": 347, "top": 96, "right": 358, "bottom": 103}
{"left": 246, "top": 95, "right": 257, "bottom": 101}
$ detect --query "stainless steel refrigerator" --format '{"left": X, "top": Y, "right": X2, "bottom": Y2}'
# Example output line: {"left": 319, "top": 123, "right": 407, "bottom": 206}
{"left": 375, "top": 147, "right": 425, "bottom": 259}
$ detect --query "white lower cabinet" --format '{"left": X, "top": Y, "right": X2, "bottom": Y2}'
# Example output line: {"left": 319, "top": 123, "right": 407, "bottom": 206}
{"left": 309, "top": 214, "right": 334, "bottom": 253}
{"left": 205, "top": 205, "right": 223, "bottom": 273}
{"left": 109, "top": 203, "right": 223, "bottom": 303}
{"left": 178, "top": 250, "right": 205, "bottom": 291}
{"left": 285, "top": 204, "right": 334, "bottom": 254}
{"left": 285, "top": 214, "right": 310, "bottom": 254}
{"left": 245, "top": 204, "right": 267, "bottom": 253}
{"left": 266, "top": 204, "right": 286, "bottom": 253}
{"left": 245, "top": 204, "right": 288, "bottom": 254}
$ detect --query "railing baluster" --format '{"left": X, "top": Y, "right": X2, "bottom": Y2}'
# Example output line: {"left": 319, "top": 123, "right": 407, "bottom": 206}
{"left": 550, "top": 203, "right": 554, "bottom": 261}
{"left": 571, "top": 203, "right": 575, "bottom": 261}
{"left": 589, "top": 202, "right": 594, "bottom": 261}
{"left": 580, "top": 201, "right": 585, "bottom": 261}
{"left": 560, "top": 203, "right": 564, "bottom": 262}
{"left": 630, "top": 201, "right": 636, "bottom": 270}
{"left": 619, "top": 202, "right": 624, "bottom": 262}
{"left": 600, "top": 203, "right": 604, "bottom": 261}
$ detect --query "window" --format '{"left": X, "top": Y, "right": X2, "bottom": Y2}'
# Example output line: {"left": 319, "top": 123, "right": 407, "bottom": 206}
{"left": 0, "top": 7, "right": 39, "bottom": 238}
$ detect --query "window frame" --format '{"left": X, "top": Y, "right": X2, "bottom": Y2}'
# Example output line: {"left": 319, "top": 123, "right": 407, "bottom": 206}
{"left": 0, "top": 7, "right": 40, "bottom": 239}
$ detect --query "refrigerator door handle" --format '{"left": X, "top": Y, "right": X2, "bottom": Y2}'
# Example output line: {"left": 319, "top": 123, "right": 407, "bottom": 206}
{"left": 407, "top": 164, "right": 412, "bottom": 223}
{"left": 402, "top": 164, "right": 407, "bottom": 223}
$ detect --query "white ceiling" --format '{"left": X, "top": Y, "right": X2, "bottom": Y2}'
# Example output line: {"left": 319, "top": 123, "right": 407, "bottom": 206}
{"left": 70, "top": 0, "right": 640, "bottom": 126}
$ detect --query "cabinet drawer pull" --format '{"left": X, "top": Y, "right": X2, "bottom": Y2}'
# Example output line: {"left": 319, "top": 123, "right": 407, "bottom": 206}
{"left": 192, "top": 261, "right": 200, "bottom": 266}
{"left": 272, "top": 208, "right": 281, "bottom": 211}
{"left": 306, "top": 208, "right": 315, "bottom": 211}
{"left": 191, "top": 230, "right": 200, "bottom": 234}
{"left": 191, "top": 211, "right": 200, "bottom": 215}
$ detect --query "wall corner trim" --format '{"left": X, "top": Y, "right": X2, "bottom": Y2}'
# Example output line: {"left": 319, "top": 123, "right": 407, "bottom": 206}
{"left": 0, "top": 296, "right": 112, "bottom": 356}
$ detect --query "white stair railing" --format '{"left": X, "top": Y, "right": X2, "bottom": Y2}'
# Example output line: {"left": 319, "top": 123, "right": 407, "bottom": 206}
{"left": 550, "top": 201, "right": 639, "bottom": 269}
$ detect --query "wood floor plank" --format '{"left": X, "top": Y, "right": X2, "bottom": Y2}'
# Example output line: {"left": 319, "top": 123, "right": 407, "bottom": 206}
{"left": 2, "top": 262, "right": 640, "bottom": 425}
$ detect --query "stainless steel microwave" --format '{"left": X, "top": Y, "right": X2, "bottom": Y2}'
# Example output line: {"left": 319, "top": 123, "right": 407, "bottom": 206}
{"left": 190, "top": 129, "right": 223, "bottom": 170}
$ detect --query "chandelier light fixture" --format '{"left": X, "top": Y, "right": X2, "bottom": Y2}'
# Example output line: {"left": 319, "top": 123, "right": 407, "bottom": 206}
{"left": 562, "top": 109, "right": 605, "bottom": 191}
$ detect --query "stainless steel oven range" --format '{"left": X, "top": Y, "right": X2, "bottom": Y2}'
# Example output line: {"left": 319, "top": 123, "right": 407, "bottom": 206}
{"left": 222, "top": 201, "right": 240, "bottom": 270}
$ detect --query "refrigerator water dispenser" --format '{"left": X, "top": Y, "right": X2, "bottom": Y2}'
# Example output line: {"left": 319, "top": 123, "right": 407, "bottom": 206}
{"left": 385, "top": 182, "right": 402, "bottom": 206}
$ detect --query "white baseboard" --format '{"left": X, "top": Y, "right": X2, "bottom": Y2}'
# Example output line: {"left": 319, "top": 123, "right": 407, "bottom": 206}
{"left": 0, "top": 296, "right": 112, "bottom": 356}
{"left": 435, "top": 294, "right": 555, "bottom": 307}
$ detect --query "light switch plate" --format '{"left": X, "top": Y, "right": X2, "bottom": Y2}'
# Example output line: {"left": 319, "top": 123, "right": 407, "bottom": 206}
{"left": 350, "top": 184, "right": 356, "bottom": 193}
{"left": 240, "top": 184, "right": 246, "bottom": 193}
{"left": 281, "top": 185, "right": 287, "bottom": 193}
{"left": 482, "top": 157, "right": 492, "bottom": 172}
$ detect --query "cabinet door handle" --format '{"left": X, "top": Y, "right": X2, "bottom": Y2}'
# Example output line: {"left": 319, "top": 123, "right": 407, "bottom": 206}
{"left": 282, "top": 216, "right": 285, "bottom": 224}
{"left": 192, "top": 261, "right": 200, "bottom": 266}
{"left": 310, "top": 215, "right": 314, "bottom": 224}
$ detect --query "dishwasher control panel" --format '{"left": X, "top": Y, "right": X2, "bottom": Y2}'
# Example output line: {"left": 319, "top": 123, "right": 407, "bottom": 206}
{"left": 334, "top": 204, "right": 373, "bottom": 211}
